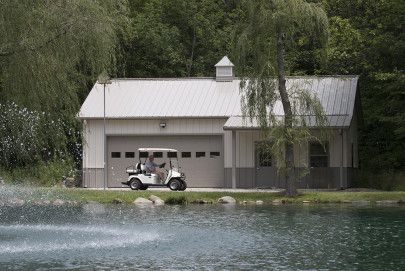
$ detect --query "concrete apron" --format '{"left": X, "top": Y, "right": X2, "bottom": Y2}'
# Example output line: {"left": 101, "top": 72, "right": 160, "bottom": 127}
{"left": 85, "top": 187, "right": 285, "bottom": 193}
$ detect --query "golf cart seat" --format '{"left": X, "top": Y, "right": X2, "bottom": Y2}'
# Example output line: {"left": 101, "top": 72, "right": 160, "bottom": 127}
{"left": 126, "top": 164, "right": 140, "bottom": 175}
{"left": 140, "top": 163, "right": 147, "bottom": 173}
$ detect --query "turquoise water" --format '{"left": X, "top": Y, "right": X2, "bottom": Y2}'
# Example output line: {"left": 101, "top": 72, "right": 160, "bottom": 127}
{"left": 0, "top": 203, "right": 404, "bottom": 270}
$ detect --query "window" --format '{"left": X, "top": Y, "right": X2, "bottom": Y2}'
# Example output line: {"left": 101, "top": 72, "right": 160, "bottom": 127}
{"left": 167, "top": 152, "right": 177, "bottom": 158}
{"left": 217, "top": 67, "right": 232, "bottom": 77}
{"left": 111, "top": 152, "right": 121, "bottom": 158}
{"left": 181, "top": 152, "right": 191, "bottom": 158}
{"left": 125, "top": 152, "right": 135, "bottom": 158}
{"left": 310, "top": 142, "right": 329, "bottom": 167}
{"left": 139, "top": 151, "right": 148, "bottom": 158}
{"left": 153, "top": 152, "right": 163, "bottom": 158}
{"left": 210, "top": 152, "right": 220, "bottom": 158}
{"left": 256, "top": 142, "right": 273, "bottom": 167}
{"left": 196, "top": 152, "right": 205, "bottom": 158}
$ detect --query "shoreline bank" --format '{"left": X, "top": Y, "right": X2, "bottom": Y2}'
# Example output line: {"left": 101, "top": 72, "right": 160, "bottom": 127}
{"left": 1, "top": 186, "right": 405, "bottom": 206}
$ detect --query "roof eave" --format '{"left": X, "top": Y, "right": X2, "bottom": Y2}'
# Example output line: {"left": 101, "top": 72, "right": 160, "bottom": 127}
{"left": 78, "top": 116, "right": 230, "bottom": 120}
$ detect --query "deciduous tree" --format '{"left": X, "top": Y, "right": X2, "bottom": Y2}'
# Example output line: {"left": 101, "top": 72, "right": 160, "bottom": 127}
{"left": 235, "top": 0, "right": 329, "bottom": 196}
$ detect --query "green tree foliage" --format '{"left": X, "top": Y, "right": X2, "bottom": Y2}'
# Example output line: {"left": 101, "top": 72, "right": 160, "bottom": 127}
{"left": 325, "top": 16, "right": 364, "bottom": 74}
{"left": 321, "top": 0, "right": 405, "bottom": 173}
{"left": 0, "top": 0, "right": 132, "bottom": 172}
{"left": 0, "top": 0, "right": 131, "bottom": 113}
{"left": 235, "top": 0, "right": 329, "bottom": 196}
{"left": 124, "top": 0, "right": 239, "bottom": 77}
{"left": 0, "top": 103, "right": 68, "bottom": 169}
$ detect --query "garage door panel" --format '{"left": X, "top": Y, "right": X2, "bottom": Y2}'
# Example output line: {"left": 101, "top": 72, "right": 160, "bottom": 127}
{"left": 107, "top": 136, "right": 224, "bottom": 188}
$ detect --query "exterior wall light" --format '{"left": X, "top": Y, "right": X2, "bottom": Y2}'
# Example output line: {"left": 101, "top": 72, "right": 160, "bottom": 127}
{"left": 160, "top": 122, "right": 166, "bottom": 128}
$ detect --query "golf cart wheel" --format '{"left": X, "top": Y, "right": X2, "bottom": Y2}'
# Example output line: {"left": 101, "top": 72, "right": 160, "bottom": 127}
{"left": 129, "top": 178, "right": 142, "bottom": 190}
{"left": 168, "top": 179, "right": 181, "bottom": 191}
{"left": 140, "top": 185, "right": 148, "bottom": 190}
{"left": 180, "top": 180, "right": 187, "bottom": 191}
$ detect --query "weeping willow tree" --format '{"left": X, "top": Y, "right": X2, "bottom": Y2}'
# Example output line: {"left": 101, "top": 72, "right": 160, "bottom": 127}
{"left": 0, "top": 1, "right": 132, "bottom": 172}
{"left": 235, "top": 0, "right": 329, "bottom": 196}
{"left": 0, "top": 0, "right": 131, "bottom": 112}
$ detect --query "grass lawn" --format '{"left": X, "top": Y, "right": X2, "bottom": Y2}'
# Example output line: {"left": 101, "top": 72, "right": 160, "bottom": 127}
{"left": 45, "top": 188, "right": 405, "bottom": 204}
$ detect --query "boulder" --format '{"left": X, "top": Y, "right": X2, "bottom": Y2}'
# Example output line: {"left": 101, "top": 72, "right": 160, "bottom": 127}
{"left": 112, "top": 198, "right": 124, "bottom": 204}
{"left": 133, "top": 197, "right": 153, "bottom": 205}
{"left": 154, "top": 199, "right": 165, "bottom": 205}
{"left": 302, "top": 200, "right": 311, "bottom": 204}
{"left": 64, "top": 177, "right": 76, "bottom": 188}
{"left": 192, "top": 199, "right": 212, "bottom": 204}
{"left": 148, "top": 195, "right": 165, "bottom": 205}
{"left": 256, "top": 200, "right": 264, "bottom": 205}
{"left": 7, "top": 198, "right": 25, "bottom": 206}
{"left": 241, "top": 200, "right": 256, "bottom": 205}
{"left": 376, "top": 200, "right": 399, "bottom": 205}
{"left": 272, "top": 199, "right": 284, "bottom": 205}
{"left": 53, "top": 199, "right": 65, "bottom": 206}
{"left": 351, "top": 200, "right": 370, "bottom": 205}
{"left": 218, "top": 196, "right": 236, "bottom": 204}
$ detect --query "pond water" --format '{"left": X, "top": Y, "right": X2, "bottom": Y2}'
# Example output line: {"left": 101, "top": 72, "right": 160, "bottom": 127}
{"left": 0, "top": 203, "right": 404, "bottom": 270}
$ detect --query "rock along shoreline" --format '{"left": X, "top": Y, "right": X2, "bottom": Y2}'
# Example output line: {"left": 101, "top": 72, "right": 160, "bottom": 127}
{"left": 1, "top": 195, "right": 405, "bottom": 207}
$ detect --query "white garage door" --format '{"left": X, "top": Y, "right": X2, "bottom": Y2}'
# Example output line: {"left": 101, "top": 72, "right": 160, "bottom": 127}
{"left": 107, "top": 135, "right": 224, "bottom": 188}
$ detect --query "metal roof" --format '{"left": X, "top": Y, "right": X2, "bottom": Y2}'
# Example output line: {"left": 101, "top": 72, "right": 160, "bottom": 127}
{"left": 79, "top": 76, "right": 358, "bottom": 128}
{"left": 215, "top": 56, "right": 234, "bottom": 67}
{"left": 223, "top": 115, "right": 352, "bottom": 130}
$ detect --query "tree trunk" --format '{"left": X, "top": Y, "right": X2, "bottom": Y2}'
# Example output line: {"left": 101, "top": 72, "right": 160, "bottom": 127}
{"left": 186, "top": 27, "right": 197, "bottom": 76}
{"left": 276, "top": 33, "right": 297, "bottom": 197}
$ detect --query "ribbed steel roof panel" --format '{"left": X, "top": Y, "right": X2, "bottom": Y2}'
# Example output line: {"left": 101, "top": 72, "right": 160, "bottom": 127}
{"left": 79, "top": 77, "right": 358, "bottom": 124}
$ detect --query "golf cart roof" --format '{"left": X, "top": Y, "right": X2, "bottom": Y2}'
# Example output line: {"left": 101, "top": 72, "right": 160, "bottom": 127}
{"left": 138, "top": 148, "right": 178, "bottom": 152}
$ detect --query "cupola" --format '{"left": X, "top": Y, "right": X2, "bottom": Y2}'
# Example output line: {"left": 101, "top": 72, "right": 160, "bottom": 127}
{"left": 215, "top": 56, "right": 234, "bottom": 82}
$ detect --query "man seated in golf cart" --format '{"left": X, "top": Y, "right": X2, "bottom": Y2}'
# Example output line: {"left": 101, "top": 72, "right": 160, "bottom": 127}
{"left": 145, "top": 155, "right": 165, "bottom": 181}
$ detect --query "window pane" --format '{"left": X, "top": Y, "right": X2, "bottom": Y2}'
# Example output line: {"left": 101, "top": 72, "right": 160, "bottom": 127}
{"left": 309, "top": 142, "right": 329, "bottom": 167}
{"left": 153, "top": 152, "right": 163, "bottom": 158}
{"left": 167, "top": 152, "right": 177, "bottom": 158}
{"left": 256, "top": 142, "right": 272, "bottom": 167}
{"left": 196, "top": 152, "right": 205, "bottom": 158}
{"left": 310, "top": 156, "right": 328, "bottom": 167}
{"left": 139, "top": 151, "right": 148, "bottom": 158}
{"left": 125, "top": 152, "right": 135, "bottom": 158}
{"left": 210, "top": 152, "right": 220, "bottom": 158}
{"left": 111, "top": 152, "right": 121, "bottom": 158}
{"left": 310, "top": 142, "right": 327, "bottom": 155}
{"left": 181, "top": 152, "right": 191, "bottom": 158}
{"left": 258, "top": 149, "right": 272, "bottom": 167}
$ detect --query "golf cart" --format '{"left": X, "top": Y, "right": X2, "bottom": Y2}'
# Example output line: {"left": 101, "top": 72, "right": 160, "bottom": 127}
{"left": 122, "top": 148, "right": 187, "bottom": 191}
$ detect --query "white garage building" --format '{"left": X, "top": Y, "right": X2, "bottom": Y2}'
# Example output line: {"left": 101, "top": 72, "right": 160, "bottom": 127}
{"left": 79, "top": 56, "right": 359, "bottom": 189}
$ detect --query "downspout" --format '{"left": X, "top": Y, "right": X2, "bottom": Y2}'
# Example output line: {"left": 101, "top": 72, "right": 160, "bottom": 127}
{"left": 83, "top": 120, "right": 87, "bottom": 188}
{"left": 339, "top": 129, "right": 343, "bottom": 189}
{"left": 103, "top": 83, "right": 107, "bottom": 190}
{"left": 232, "top": 130, "right": 236, "bottom": 189}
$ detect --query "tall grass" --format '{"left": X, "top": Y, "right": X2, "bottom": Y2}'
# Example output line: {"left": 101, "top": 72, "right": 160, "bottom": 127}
{"left": 0, "top": 159, "right": 75, "bottom": 186}
{"left": 353, "top": 171, "right": 405, "bottom": 191}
